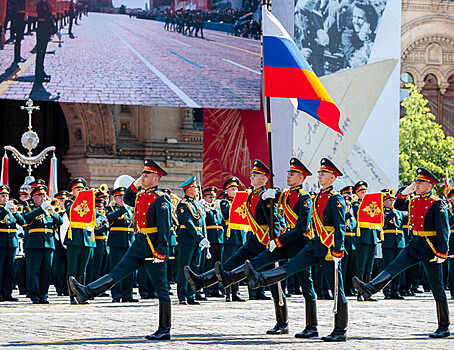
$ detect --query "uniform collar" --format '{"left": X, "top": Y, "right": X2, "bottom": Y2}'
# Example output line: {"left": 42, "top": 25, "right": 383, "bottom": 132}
{"left": 227, "top": 196, "right": 234, "bottom": 202}
{"left": 321, "top": 185, "right": 333, "bottom": 194}
{"left": 290, "top": 184, "right": 302, "bottom": 191}
{"left": 145, "top": 186, "right": 158, "bottom": 193}
{"left": 185, "top": 195, "right": 195, "bottom": 201}
{"left": 252, "top": 186, "right": 265, "bottom": 195}
{"left": 420, "top": 191, "right": 432, "bottom": 198}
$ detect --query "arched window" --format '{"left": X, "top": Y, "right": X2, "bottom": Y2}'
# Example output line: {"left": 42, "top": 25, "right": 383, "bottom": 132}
{"left": 424, "top": 74, "right": 438, "bottom": 85}
{"left": 442, "top": 75, "right": 454, "bottom": 136}
{"left": 401, "top": 72, "right": 414, "bottom": 84}
{"left": 422, "top": 74, "right": 440, "bottom": 122}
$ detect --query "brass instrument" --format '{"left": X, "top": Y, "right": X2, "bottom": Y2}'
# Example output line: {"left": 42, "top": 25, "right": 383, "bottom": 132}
{"left": 43, "top": 197, "right": 61, "bottom": 214}
{"left": 99, "top": 184, "right": 109, "bottom": 193}
{"left": 5, "top": 201, "right": 23, "bottom": 214}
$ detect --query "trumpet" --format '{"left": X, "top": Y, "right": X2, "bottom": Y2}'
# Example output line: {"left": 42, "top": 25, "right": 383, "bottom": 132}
{"left": 44, "top": 197, "right": 61, "bottom": 214}
{"left": 99, "top": 184, "right": 109, "bottom": 193}
{"left": 6, "top": 201, "right": 23, "bottom": 214}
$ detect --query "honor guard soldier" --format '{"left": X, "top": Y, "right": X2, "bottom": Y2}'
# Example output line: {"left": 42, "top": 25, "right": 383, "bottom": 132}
{"left": 353, "top": 168, "right": 451, "bottom": 338}
{"left": 11, "top": 0, "right": 26, "bottom": 63}
{"left": 352, "top": 181, "right": 379, "bottom": 301}
{"left": 35, "top": 0, "right": 56, "bottom": 82}
{"left": 24, "top": 185, "right": 63, "bottom": 303}
{"left": 244, "top": 158, "right": 348, "bottom": 342}
{"left": 381, "top": 189, "right": 405, "bottom": 299}
{"left": 342, "top": 193, "right": 357, "bottom": 296}
{"left": 106, "top": 186, "right": 136, "bottom": 302}
{"left": 201, "top": 186, "right": 224, "bottom": 297}
{"left": 185, "top": 160, "right": 284, "bottom": 331}
{"left": 0, "top": 185, "right": 25, "bottom": 301}
{"left": 65, "top": 177, "right": 96, "bottom": 304}
{"left": 446, "top": 189, "right": 454, "bottom": 299}
{"left": 70, "top": 159, "right": 172, "bottom": 341}
{"left": 176, "top": 175, "right": 208, "bottom": 305}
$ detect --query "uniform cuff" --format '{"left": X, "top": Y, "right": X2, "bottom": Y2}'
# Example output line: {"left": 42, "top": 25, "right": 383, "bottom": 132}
{"left": 397, "top": 191, "right": 407, "bottom": 200}
{"left": 153, "top": 251, "right": 166, "bottom": 260}
{"left": 275, "top": 237, "right": 283, "bottom": 248}
{"left": 332, "top": 250, "right": 344, "bottom": 259}
{"left": 130, "top": 183, "right": 139, "bottom": 194}
{"left": 435, "top": 251, "right": 448, "bottom": 259}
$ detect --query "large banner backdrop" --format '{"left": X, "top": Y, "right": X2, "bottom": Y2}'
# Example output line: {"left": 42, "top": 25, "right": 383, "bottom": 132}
{"left": 203, "top": 108, "right": 268, "bottom": 189}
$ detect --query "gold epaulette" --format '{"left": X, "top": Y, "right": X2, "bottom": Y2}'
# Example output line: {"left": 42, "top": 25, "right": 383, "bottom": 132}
{"left": 155, "top": 190, "right": 164, "bottom": 196}
{"left": 330, "top": 189, "right": 338, "bottom": 195}
{"left": 299, "top": 188, "right": 308, "bottom": 196}
{"left": 430, "top": 195, "right": 440, "bottom": 201}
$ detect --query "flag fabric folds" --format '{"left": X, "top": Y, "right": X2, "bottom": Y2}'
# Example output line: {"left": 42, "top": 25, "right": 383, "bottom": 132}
{"left": 262, "top": 7, "right": 342, "bottom": 134}
{"left": 68, "top": 189, "right": 97, "bottom": 241}
{"left": 48, "top": 154, "right": 58, "bottom": 198}
{"left": 357, "top": 193, "right": 384, "bottom": 230}
{"left": 0, "top": 154, "right": 8, "bottom": 186}
{"left": 228, "top": 191, "right": 250, "bottom": 233}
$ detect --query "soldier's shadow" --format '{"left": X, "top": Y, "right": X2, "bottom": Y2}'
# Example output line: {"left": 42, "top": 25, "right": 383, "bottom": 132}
{"left": 25, "top": 79, "right": 61, "bottom": 101}
{"left": 0, "top": 63, "right": 20, "bottom": 83}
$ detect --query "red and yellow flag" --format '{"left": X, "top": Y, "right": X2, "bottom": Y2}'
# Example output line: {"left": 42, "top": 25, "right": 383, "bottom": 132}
{"left": 68, "top": 189, "right": 97, "bottom": 240}
{"left": 358, "top": 193, "right": 384, "bottom": 229}
{"left": 228, "top": 191, "right": 249, "bottom": 233}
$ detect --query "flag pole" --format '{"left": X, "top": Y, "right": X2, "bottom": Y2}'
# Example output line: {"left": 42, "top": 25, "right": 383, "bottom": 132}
{"left": 261, "top": 0, "right": 283, "bottom": 307}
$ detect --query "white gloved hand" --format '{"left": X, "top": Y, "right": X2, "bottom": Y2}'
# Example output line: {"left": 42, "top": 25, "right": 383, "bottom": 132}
{"left": 4, "top": 201, "right": 14, "bottom": 211}
{"left": 200, "top": 238, "right": 210, "bottom": 249}
{"left": 332, "top": 256, "right": 342, "bottom": 264}
{"left": 133, "top": 176, "right": 142, "bottom": 188}
{"left": 433, "top": 256, "right": 446, "bottom": 264}
{"left": 41, "top": 200, "right": 52, "bottom": 211}
{"left": 401, "top": 182, "right": 417, "bottom": 196}
{"left": 262, "top": 188, "right": 277, "bottom": 200}
{"left": 269, "top": 240, "right": 277, "bottom": 252}
{"left": 153, "top": 258, "right": 165, "bottom": 264}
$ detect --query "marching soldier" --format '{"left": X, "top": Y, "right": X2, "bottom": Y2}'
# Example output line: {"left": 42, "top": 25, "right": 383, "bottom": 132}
{"left": 176, "top": 176, "right": 208, "bottom": 305}
{"left": 69, "top": 159, "right": 172, "bottom": 341}
{"left": 64, "top": 177, "right": 96, "bottom": 304}
{"left": 353, "top": 168, "right": 450, "bottom": 338}
{"left": 352, "top": 181, "right": 379, "bottom": 301}
{"left": 24, "top": 185, "right": 63, "bottom": 303}
{"left": 11, "top": 0, "right": 27, "bottom": 63}
{"left": 381, "top": 189, "right": 405, "bottom": 299}
{"left": 244, "top": 158, "right": 348, "bottom": 342}
{"left": 341, "top": 188, "right": 357, "bottom": 296}
{"left": 446, "top": 189, "right": 454, "bottom": 299}
{"left": 106, "top": 186, "right": 136, "bottom": 302}
{"left": 35, "top": 0, "right": 56, "bottom": 82}
{"left": 0, "top": 185, "right": 25, "bottom": 301}
{"left": 201, "top": 186, "right": 224, "bottom": 297}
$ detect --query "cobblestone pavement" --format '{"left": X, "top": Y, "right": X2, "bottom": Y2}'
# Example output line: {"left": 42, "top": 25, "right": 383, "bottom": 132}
{"left": 1, "top": 285, "right": 453, "bottom": 349}
{"left": 0, "top": 13, "right": 261, "bottom": 108}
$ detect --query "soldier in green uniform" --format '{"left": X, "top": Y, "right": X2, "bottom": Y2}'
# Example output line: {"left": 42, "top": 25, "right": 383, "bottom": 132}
{"left": 70, "top": 159, "right": 172, "bottom": 341}
{"left": 176, "top": 176, "right": 208, "bottom": 305}
{"left": 106, "top": 186, "right": 136, "bottom": 302}
{"left": 353, "top": 168, "right": 450, "bottom": 338}
{"left": 201, "top": 186, "right": 224, "bottom": 297}
{"left": 24, "top": 185, "right": 63, "bottom": 303}
{"left": 0, "top": 185, "right": 25, "bottom": 301}
{"left": 14, "top": 186, "right": 30, "bottom": 295}
{"left": 64, "top": 177, "right": 96, "bottom": 304}
{"left": 244, "top": 158, "right": 348, "bottom": 342}
{"left": 341, "top": 189, "right": 357, "bottom": 296}
{"left": 381, "top": 189, "right": 405, "bottom": 299}
{"left": 446, "top": 189, "right": 454, "bottom": 299}
{"left": 352, "top": 181, "right": 379, "bottom": 301}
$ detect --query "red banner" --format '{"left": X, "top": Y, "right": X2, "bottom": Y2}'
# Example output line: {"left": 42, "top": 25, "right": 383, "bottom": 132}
{"left": 203, "top": 108, "right": 268, "bottom": 190}
{"left": 228, "top": 191, "right": 249, "bottom": 231}
{"left": 0, "top": 155, "right": 8, "bottom": 186}
{"left": 358, "top": 193, "right": 384, "bottom": 229}
{"left": 69, "top": 189, "right": 96, "bottom": 233}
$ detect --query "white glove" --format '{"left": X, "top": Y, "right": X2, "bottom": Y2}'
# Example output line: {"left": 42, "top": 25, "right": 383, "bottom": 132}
{"left": 41, "top": 201, "right": 52, "bottom": 211}
{"left": 200, "top": 238, "right": 210, "bottom": 249}
{"left": 332, "top": 256, "right": 342, "bottom": 264}
{"left": 269, "top": 240, "right": 277, "bottom": 252}
{"left": 401, "top": 182, "right": 417, "bottom": 196}
{"left": 133, "top": 176, "right": 142, "bottom": 188}
{"left": 153, "top": 258, "right": 165, "bottom": 264}
{"left": 433, "top": 256, "right": 446, "bottom": 264}
{"left": 87, "top": 225, "right": 96, "bottom": 231}
{"left": 262, "top": 188, "right": 277, "bottom": 200}
{"left": 4, "top": 201, "right": 14, "bottom": 211}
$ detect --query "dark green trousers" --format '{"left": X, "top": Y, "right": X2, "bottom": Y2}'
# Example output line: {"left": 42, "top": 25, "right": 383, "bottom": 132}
{"left": 52, "top": 244, "right": 67, "bottom": 294}
{"left": 177, "top": 243, "right": 200, "bottom": 302}
{"left": 382, "top": 247, "right": 403, "bottom": 295}
{"left": 110, "top": 247, "right": 133, "bottom": 299}
{"left": 67, "top": 245, "right": 93, "bottom": 276}
{"left": 356, "top": 243, "right": 376, "bottom": 275}
{"left": 0, "top": 247, "right": 16, "bottom": 299}
{"left": 26, "top": 248, "right": 54, "bottom": 301}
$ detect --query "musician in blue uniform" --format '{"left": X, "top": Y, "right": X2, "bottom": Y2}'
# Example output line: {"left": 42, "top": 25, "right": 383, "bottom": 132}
{"left": 353, "top": 168, "right": 450, "bottom": 338}
{"left": 69, "top": 159, "right": 172, "bottom": 340}
{"left": 244, "top": 158, "right": 348, "bottom": 342}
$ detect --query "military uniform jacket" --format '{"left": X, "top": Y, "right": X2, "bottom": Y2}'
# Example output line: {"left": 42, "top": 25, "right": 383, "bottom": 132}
{"left": 274, "top": 184, "right": 312, "bottom": 247}
{"left": 177, "top": 196, "right": 205, "bottom": 247}
{"left": 93, "top": 210, "right": 109, "bottom": 255}
{"left": 353, "top": 200, "right": 379, "bottom": 245}
{"left": 0, "top": 207, "right": 25, "bottom": 248}
{"left": 204, "top": 206, "right": 224, "bottom": 245}
{"left": 312, "top": 186, "right": 346, "bottom": 258}
{"left": 220, "top": 198, "right": 244, "bottom": 246}
{"left": 448, "top": 207, "right": 454, "bottom": 255}
{"left": 345, "top": 211, "right": 357, "bottom": 251}
{"left": 106, "top": 204, "right": 134, "bottom": 249}
{"left": 37, "top": 0, "right": 56, "bottom": 36}
{"left": 382, "top": 207, "right": 405, "bottom": 249}
{"left": 64, "top": 199, "right": 96, "bottom": 248}
{"left": 395, "top": 190, "right": 449, "bottom": 260}
{"left": 23, "top": 206, "right": 63, "bottom": 250}
{"left": 124, "top": 184, "right": 171, "bottom": 260}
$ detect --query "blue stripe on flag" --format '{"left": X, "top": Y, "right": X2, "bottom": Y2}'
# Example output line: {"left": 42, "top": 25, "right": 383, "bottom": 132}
{"left": 297, "top": 99, "right": 321, "bottom": 121}
{"left": 263, "top": 36, "right": 313, "bottom": 71}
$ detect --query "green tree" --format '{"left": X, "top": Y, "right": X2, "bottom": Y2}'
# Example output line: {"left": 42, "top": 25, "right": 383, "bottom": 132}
{"left": 399, "top": 83, "right": 454, "bottom": 194}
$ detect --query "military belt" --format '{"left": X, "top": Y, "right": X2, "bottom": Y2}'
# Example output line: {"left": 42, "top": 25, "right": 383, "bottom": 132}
{"left": 0, "top": 228, "right": 16, "bottom": 233}
{"left": 137, "top": 227, "right": 158, "bottom": 234}
{"left": 383, "top": 229, "right": 403, "bottom": 234}
{"left": 206, "top": 225, "right": 222, "bottom": 230}
{"left": 110, "top": 227, "right": 134, "bottom": 232}
{"left": 95, "top": 236, "right": 108, "bottom": 240}
{"left": 345, "top": 232, "right": 355, "bottom": 236}
{"left": 413, "top": 230, "right": 436, "bottom": 237}
{"left": 180, "top": 225, "right": 201, "bottom": 230}
{"left": 28, "top": 228, "right": 53, "bottom": 234}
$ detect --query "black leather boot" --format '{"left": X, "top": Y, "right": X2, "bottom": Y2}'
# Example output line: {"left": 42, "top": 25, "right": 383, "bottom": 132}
{"left": 356, "top": 274, "right": 364, "bottom": 301}
{"left": 225, "top": 286, "right": 231, "bottom": 302}
{"left": 67, "top": 276, "right": 77, "bottom": 305}
{"left": 353, "top": 271, "right": 392, "bottom": 301}
{"left": 429, "top": 301, "right": 450, "bottom": 338}
{"left": 184, "top": 266, "right": 218, "bottom": 292}
{"left": 365, "top": 274, "right": 377, "bottom": 301}
{"left": 145, "top": 300, "right": 171, "bottom": 340}
{"left": 244, "top": 260, "right": 286, "bottom": 289}
{"left": 267, "top": 297, "right": 289, "bottom": 335}
{"left": 295, "top": 299, "right": 318, "bottom": 338}
{"left": 321, "top": 301, "right": 348, "bottom": 342}
{"left": 69, "top": 275, "right": 115, "bottom": 304}
{"left": 78, "top": 274, "right": 89, "bottom": 304}
{"left": 231, "top": 284, "right": 245, "bottom": 302}
{"left": 215, "top": 262, "right": 246, "bottom": 289}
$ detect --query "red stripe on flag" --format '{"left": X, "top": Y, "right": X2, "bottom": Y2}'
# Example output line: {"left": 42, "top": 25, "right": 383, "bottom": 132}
{"left": 318, "top": 101, "right": 342, "bottom": 135}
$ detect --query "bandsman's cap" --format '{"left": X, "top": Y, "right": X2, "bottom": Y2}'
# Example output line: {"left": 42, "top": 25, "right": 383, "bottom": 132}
{"left": 381, "top": 188, "right": 396, "bottom": 200}
{"left": 179, "top": 175, "right": 197, "bottom": 191}
{"left": 31, "top": 185, "right": 48, "bottom": 197}
{"left": 96, "top": 190, "right": 110, "bottom": 199}
{"left": 319, "top": 158, "right": 343, "bottom": 177}
{"left": 30, "top": 179, "right": 46, "bottom": 188}
{"left": 68, "top": 177, "right": 87, "bottom": 191}
{"left": 415, "top": 167, "right": 438, "bottom": 186}
{"left": 202, "top": 186, "right": 217, "bottom": 196}
{"left": 251, "top": 159, "right": 270, "bottom": 177}
{"left": 0, "top": 185, "right": 10, "bottom": 195}
{"left": 55, "top": 190, "right": 70, "bottom": 199}
{"left": 223, "top": 177, "right": 240, "bottom": 190}
{"left": 353, "top": 181, "right": 368, "bottom": 194}
{"left": 288, "top": 158, "right": 311, "bottom": 177}
{"left": 142, "top": 159, "right": 167, "bottom": 177}
{"left": 95, "top": 198, "right": 106, "bottom": 207}
{"left": 340, "top": 186, "right": 353, "bottom": 196}
{"left": 18, "top": 186, "right": 30, "bottom": 195}
{"left": 112, "top": 187, "right": 125, "bottom": 197}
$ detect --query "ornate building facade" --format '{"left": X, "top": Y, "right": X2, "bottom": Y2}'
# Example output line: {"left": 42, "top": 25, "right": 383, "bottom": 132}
{"left": 401, "top": 0, "right": 454, "bottom": 136}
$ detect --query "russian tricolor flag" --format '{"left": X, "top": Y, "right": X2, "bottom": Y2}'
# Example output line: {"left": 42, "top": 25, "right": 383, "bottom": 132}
{"left": 262, "top": 8, "right": 342, "bottom": 135}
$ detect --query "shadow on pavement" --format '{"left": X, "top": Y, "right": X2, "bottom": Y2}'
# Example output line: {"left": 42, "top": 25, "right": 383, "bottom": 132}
{"left": 0, "top": 63, "right": 19, "bottom": 83}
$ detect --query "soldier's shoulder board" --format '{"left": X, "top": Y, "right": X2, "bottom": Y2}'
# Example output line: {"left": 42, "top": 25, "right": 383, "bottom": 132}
{"left": 155, "top": 190, "right": 165, "bottom": 196}
{"left": 298, "top": 188, "right": 308, "bottom": 197}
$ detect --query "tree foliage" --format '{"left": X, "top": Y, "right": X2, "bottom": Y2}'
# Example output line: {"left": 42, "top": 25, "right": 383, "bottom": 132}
{"left": 399, "top": 84, "right": 454, "bottom": 194}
